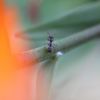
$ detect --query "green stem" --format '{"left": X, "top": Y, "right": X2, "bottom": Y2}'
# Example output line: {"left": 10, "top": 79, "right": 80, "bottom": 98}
{"left": 22, "top": 24, "right": 100, "bottom": 63}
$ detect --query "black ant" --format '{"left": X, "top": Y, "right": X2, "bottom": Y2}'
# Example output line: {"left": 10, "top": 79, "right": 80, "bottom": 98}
{"left": 46, "top": 32, "right": 63, "bottom": 56}
{"left": 47, "top": 32, "right": 54, "bottom": 53}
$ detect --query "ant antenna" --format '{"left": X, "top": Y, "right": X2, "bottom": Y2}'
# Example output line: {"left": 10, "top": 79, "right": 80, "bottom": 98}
{"left": 48, "top": 32, "right": 53, "bottom": 36}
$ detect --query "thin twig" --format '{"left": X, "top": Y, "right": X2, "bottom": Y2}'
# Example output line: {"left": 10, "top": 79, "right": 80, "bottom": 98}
{"left": 21, "top": 24, "right": 100, "bottom": 63}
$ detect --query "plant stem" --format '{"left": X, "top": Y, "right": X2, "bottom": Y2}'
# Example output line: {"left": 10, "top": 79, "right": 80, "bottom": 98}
{"left": 22, "top": 24, "right": 100, "bottom": 63}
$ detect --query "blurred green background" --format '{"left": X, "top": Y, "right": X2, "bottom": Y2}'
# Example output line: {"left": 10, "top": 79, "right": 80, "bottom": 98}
{"left": 6, "top": 0, "right": 100, "bottom": 99}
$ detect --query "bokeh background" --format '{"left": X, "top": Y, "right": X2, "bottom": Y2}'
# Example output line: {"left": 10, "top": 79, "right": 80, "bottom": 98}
{"left": 2, "top": 0, "right": 100, "bottom": 100}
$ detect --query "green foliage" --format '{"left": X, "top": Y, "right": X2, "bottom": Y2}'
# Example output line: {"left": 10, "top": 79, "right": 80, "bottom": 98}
{"left": 41, "top": 0, "right": 92, "bottom": 21}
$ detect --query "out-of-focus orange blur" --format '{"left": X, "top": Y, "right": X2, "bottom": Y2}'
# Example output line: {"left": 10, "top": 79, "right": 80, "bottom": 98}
{"left": 0, "top": 0, "right": 38, "bottom": 100}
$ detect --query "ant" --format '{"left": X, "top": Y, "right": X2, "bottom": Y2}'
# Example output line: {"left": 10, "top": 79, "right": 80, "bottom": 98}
{"left": 46, "top": 32, "right": 63, "bottom": 56}
{"left": 47, "top": 32, "right": 54, "bottom": 53}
